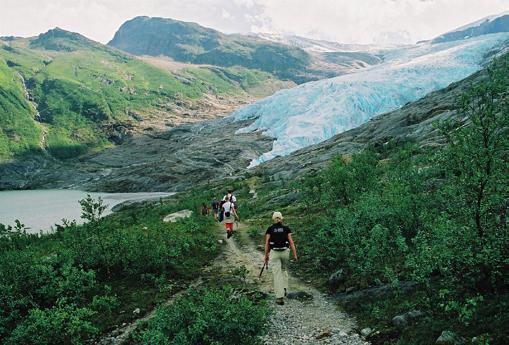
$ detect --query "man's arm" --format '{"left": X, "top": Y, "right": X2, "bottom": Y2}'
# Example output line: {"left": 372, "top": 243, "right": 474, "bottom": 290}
{"left": 288, "top": 233, "right": 298, "bottom": 261}
{"left": 264, "top": 234, "right": 271, "bottom": 266}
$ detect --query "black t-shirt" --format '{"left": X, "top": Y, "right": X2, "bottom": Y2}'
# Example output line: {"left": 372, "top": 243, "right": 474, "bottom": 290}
{"left": 266, "top": 223, "right": 291, "bottom": 249}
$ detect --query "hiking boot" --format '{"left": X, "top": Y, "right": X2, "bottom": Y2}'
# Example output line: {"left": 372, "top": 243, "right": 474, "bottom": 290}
{"left": 284, "top": 288, "right": 287, "bottom": 297}
{"left": 276, "top": 298, "right": 284, "bottom": 305}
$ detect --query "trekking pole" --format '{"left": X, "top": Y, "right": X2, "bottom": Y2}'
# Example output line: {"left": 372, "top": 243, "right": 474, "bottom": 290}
{"left": 258, "top": 262, "right": 267, "bottom": 278}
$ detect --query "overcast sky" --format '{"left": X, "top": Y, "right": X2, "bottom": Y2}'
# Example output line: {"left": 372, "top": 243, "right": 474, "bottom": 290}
{"left": 0, "top": 0, "right": 508, "bottom": 44}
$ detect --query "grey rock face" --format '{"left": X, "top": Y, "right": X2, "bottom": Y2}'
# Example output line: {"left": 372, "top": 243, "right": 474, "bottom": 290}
{"left": 0, "top": 119, "right": 273, "bottom": 192}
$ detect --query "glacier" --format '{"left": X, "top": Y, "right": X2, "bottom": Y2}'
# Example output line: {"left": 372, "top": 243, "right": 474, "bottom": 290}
{"left": 230, "top": 33, "right": 509, "bottom": 167}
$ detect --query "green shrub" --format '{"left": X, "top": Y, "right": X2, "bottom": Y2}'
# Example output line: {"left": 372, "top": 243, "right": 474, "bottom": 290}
{"left": 5, "top": 301, "right": 98, "bottom": 345}
{"left": 135, "top": 287, "right": 269, "bottom": 345}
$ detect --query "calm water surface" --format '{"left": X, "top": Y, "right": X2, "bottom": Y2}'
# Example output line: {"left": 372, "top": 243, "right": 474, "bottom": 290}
{"left": 0, "top": 190, "right": 175, "bottom": 233}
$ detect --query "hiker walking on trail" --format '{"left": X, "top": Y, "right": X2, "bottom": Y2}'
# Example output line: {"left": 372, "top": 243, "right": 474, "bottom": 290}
{"left": 222, "top": 189, "right": 237, "bottom": 208}
{"left": 201, "top": 203, "right": 209, "bottom": 216}
{"left": 222, "top": 197, "right": 239, "bottom": 239}
{"left": 211, "top": 199, "right": 220, "bottom": 221}
{"left": 264, "top": 211, "right": 298, "bottom": 305}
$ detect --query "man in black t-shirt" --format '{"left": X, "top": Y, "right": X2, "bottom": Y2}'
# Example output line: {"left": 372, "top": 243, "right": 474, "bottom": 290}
{"left": 264, "top": 211, "right": 298, "bottom": 305}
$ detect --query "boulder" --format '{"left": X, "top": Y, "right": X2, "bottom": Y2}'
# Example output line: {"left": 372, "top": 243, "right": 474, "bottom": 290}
{"left": 328, "top": 268, "right": 346, "bottom": 288}
{"left": 286, "top": 291, "right": 313, "bottom": 301}
{"left": 163, "top": 210, "right": 193, "bottom": 222}
{"left": 361, "top": 328, "right": 373, "bottom": 337}
{"left": 392, "top": 309, "right": 424, "bottom": 329}
{"left": 335, "top": 281, "right": 418, "bottom": 304}
{"left": 436, "top": 330, "right": 465, "bottom": 345}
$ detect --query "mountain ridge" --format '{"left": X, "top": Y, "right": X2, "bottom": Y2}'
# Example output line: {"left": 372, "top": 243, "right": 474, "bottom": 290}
{"left": 108, "top": 16, "right": 383, "bottom": 83}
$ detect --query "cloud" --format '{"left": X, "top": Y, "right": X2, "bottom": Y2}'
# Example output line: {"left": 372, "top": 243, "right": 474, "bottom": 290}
{"left": 0, "top": 0, "right": 507, "bottom": 44}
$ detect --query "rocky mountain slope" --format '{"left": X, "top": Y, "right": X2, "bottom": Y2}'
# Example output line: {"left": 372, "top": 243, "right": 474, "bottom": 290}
{"left": 108, "top": 16, "right": 382, "bottom": 84}
{"left": 2, "top": 50, "right": 505, "bottom": 192}
{"left": 0, "top": 28, "right": 290, "bottom": 160}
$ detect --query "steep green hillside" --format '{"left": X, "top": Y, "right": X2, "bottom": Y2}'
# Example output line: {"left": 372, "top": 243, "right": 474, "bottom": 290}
{"left": 0, "top": 29, "right": 286, "bottom": 160}
{"left": 108, "top": 16, "right": 314, "bottom": 83}
{"left": 0, "top": 56, "right": 42, "bottom": 158}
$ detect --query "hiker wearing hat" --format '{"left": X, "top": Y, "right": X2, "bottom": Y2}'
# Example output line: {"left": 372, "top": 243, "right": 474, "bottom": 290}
{"left": 264, "top": 211, "right": 298, "bottom": 305}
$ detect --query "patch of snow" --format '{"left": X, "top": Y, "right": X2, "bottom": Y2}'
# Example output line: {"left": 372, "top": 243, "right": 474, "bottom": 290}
{"left": 231, "top": 33, "right": 509, "bottom": 167}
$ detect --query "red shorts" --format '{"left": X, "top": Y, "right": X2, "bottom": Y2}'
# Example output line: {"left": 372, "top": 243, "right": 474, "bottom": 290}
{"left": 225, "top": 223, "right": 234, "bottom": 231}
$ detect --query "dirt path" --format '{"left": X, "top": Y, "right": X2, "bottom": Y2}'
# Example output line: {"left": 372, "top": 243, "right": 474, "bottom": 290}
{"left": 215, "top": 223, "right": 369, "bottom": 345}
{"left": 97, "top": 220, "right": 369, "bottom": 345}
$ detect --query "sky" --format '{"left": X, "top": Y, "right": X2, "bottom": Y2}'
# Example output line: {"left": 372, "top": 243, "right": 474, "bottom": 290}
{"left": 0, "top": 0, "right": 508, "bottom": 45}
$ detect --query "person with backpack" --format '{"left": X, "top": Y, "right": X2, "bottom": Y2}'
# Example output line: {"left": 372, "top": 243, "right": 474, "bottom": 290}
{"left": 222, "top": 189, "right": 237, "bottom": 209}
{"left": 222, "top": 196, "right": 239, "bottom": 239}
{"left": 264, "top": 211, "right": 298, "bottom": 305}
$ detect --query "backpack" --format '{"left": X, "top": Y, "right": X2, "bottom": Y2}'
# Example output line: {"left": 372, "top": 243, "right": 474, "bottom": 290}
{"left": 223, "top": 201, "right": 233, "bottom": 218}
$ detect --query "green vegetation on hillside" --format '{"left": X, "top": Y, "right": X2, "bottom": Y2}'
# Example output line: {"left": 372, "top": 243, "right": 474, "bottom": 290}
{"left": 0, "top": 58, "right": 41, "bottom": 157}
{"left": 0, "top": 193, "right": 218, "bottom": 344}
{"left": 0, "top": 186, "right": 270, "bottom": 345}
{"left": 239, "top": 55, "right": 509, "bottom": 344}
{"left": 0, "top": 29, "right": 286, "bottom": 160}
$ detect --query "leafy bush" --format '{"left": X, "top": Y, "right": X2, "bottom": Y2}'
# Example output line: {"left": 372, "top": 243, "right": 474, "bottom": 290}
{"left": 5, "top": 301, "right": 98, "bottom": 345}
{"left": 134, "top": 287, "right": 269, "bottom": 345}
{"left": 0, "top": 193, "right": 219, "bottom": 342}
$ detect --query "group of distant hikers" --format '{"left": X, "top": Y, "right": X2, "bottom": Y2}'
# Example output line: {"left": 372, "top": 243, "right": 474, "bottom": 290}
{"left": 201, "top": 189, "right": 298, "bottom": 305}
{"left": 201, "top": 189, "right": 239, "bottom": 238}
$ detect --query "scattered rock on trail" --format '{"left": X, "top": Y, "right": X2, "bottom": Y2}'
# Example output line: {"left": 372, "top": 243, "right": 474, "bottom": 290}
{"left": 132, "top": 308, "right": 140, "bottom": 315}
{"left": 287, "top": 291, "right": 313, "bottom": 301}
{"left": 163, "top": 210, "right": 192, "bottom": 222}
{"left": 315, "top": 329, "right": 332, "bottom": 339}
{"left": 436, "top": 330, "right": 465, "bottom": 345}
{"left": 392, "top": 309, "right": 424, "bottom": 329}
{"left": 218, "top": 239, "right": 224, "bottom": 244}
{"left": 360, "top": 328, "right": 373, "bottom": 337}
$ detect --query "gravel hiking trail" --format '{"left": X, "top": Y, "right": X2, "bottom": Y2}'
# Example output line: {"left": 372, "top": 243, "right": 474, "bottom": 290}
{"left": 215, "top": 222, "right": 369, "bottom": 345}
{"left": 97, "top": 221, "right": 369, "bottom": 345}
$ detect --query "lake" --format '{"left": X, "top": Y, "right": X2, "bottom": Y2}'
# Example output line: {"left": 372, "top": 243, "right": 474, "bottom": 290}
{"left": 0, "top": 190, "right": 175, "bottom": 234}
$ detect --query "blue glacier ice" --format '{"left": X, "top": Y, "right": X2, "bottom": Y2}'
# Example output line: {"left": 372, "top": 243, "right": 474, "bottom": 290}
{"left": 230, "top": 33, "right": 509, "bottom": 167}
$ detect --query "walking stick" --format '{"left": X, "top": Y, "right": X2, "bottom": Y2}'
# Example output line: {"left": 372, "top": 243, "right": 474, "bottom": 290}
{"left": 258, "top": 262, "right": 267, "bottom": 278}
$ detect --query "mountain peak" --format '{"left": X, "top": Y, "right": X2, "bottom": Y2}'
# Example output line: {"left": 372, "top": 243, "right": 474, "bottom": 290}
{"left": 30, "top": 27, "right": 99, "bottom": 51}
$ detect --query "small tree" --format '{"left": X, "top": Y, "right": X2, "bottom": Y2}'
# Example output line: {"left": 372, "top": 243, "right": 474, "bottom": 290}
{"left": 440, "top": 58, "right": 508, "bottom": 238}
{"left": 79, "top": 194, "right": 107, "bottom": 224}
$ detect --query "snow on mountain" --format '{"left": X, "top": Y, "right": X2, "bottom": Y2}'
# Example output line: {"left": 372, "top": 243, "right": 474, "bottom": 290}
{"left": 231, "top": 33, "right": 509, "bottom": 167}
{"left": 253, "top": 33, "right": 385, "bottom": 53}
{"left": 432, "top": 11, "right": 509, "bottom": 43}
